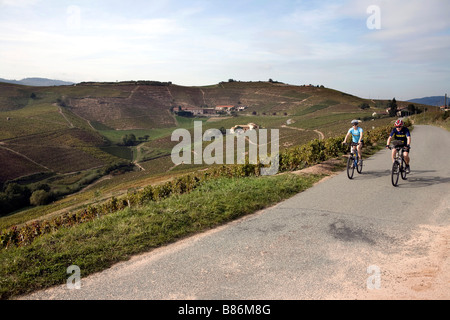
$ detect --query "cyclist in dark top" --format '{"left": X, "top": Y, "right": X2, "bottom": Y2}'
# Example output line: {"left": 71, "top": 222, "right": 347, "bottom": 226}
{"left": 386, "top": 119, "right": 411, "bottom": 173}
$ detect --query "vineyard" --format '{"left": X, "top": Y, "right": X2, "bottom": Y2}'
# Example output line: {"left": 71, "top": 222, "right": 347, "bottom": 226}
{"left": 0, "top": 122, "right": 396, "bottom": 250}
{"left": 1, "top": 79, "right": 421, "bottom": 239}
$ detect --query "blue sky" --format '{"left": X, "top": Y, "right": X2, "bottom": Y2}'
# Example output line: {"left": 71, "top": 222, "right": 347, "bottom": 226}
{"left": 0, "top": 0, "right": 449, "bottom": 100}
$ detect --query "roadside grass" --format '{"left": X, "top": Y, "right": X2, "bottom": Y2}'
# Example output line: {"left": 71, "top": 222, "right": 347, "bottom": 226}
{"left": 0, "top": 173, "right": 323, "bottom": 300}
{"left": 411, "top": 111, "right": 449, "bottom": 131}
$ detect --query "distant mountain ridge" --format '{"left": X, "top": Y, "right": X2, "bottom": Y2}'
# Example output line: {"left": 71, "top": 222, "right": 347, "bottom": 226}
{"left": 0, "top": 77, "right": 74, "bottom": 86}
{"left": 407, "top": 96, "right": 448, "bottom": 107}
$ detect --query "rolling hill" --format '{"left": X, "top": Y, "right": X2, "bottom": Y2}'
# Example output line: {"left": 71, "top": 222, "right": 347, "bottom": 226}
{"left": 407, "top": 96, "right": 448, "bottom": 107}
{"left": 1, "top": 79, "right": 432, "bottom": 217}
{"left": 0, "top": 77, "right": 74, "bottom": 87}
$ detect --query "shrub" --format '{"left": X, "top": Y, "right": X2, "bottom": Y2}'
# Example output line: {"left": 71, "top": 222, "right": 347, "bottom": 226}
{"left": 30, "top": 190, "right": 52, "bottom": 206}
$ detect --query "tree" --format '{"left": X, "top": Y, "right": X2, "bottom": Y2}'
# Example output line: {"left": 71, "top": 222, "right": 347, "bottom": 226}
{"left": 122, "top": 134, "right": 137, "bottom": 146}
{"left": 4, "top": 183, "right": 31, "bottom": 210}
{"left": 388, "top": 98, "right": 398, "bottom": 117}
{"left": 0, "top": 192, "right": 12, "bottom": 216}
{"left": 407, "top": 104, "right": 417, "bottom": 114}
{"left": 35, "top": 183, "right": 51, "bottom": 192}
{"left": 359, "top": 102, "right": 370, "bottom": 110}
{"left": 219, "top": 127, "right": 226, "bottom": 135}
{"left": 30, "top": 190, "right": 52, "bottom": 206}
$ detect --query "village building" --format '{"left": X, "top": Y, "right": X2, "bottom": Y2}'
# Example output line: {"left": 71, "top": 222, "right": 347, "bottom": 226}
{"left": 179, "top": 107, "right": 204, "bottom": 116}
{"left": 215, "top": 105, "right": 235, "bottom": 112}
{"left": 177, "top": 106, "right": 218, "bottom": 116}
{"left": 230, "top": 123, "right": 259, "bottom": 134}
{"left": 203, "top": 108, "right": 216, "bottom": 115}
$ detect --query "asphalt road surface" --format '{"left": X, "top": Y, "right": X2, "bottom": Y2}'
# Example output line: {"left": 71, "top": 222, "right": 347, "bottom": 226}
{"left": 22, "top": 125, "right": 450, "bottom": 300}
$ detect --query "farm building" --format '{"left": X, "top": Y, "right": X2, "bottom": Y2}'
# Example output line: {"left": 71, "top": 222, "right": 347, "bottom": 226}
{"left": 230, "top": 123, "right": 259, "bottom": 134}
{"left": 215, "top": 105, "right": 235, "bottom": 112}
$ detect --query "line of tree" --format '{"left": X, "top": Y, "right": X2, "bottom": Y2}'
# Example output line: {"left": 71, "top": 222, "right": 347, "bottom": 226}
{"left": 387, "top": 98, "right": 398, "bottom": 117}
{"left": 0, "top": 183, "right": 54, "bottom": 217}
{"left": 121, "top": 134, "right": 150, "bottom": 146}
{"left": 387, "top": 98, "right": 424, "bottom": 117}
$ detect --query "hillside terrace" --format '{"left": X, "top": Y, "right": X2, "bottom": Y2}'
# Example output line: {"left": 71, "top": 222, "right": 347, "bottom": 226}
{"left": 175, "top": 105, "right": 248, "bottom": 116}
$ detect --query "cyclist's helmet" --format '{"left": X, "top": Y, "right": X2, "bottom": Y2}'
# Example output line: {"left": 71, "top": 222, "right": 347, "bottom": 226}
{"left": 351, "top": 119, "right": 359, "bottom": 125}
{"left": 394, "top": 119, "right": 404, "bottom": 127}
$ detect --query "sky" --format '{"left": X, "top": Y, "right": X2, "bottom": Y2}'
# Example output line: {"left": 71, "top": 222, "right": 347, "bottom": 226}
{"left": 0, "top": 0, "right": 449, "bottom": 101}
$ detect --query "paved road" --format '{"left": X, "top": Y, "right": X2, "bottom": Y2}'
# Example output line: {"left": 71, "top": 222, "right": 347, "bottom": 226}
{"left": 23, "top": 125, "right": 450, "bottom": 300}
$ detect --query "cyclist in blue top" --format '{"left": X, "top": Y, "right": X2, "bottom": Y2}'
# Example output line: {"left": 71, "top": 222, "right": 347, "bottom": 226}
{"left": 386, "top": 119, "right": 411, "bottom": 173}
{"left": 342, "top": 119, "right": 363, "bottom": 162}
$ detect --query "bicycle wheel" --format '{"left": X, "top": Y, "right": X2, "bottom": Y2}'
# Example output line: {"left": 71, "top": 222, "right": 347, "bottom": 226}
{"left": 347, "top": 155, "right": 355, "bottom": 179}
{"left": 401, "top": 159, "right": 407, "bottom": 180}
{"left": 391, "top": 161, "right": 400, "bottom": 186}
{"left": 356, "top": 157, "right": 363, "bottom": 174}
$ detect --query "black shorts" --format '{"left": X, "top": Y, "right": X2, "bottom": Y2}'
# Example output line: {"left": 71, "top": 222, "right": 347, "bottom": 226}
{"left": 394, "top": 144, "right": 410, "bottom": 153}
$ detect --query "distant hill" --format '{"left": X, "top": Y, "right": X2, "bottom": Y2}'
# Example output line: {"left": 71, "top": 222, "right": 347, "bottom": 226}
{"left": 0, "top": 80, "right": 389, "bottom": 131}
{"left": 0, "top": 77, "right": 74, "bottom": 86}
{"left": 407, "top": 96, "right": 448, "bottom": 107}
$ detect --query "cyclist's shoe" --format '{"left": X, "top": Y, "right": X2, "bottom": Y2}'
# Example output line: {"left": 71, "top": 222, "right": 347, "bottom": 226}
{"left": 406, "top": 165, "right": 410, "bottom": 173}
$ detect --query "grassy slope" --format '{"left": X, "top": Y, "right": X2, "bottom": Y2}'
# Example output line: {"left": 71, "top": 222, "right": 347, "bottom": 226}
{"left": 0, "top": 173, "right": 322, "bottom": 299}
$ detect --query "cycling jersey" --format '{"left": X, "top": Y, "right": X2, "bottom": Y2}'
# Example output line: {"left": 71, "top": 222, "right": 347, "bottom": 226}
{"left": 389, "top": 127, "right": 410, "bottom": 145}
{"left": 348, "top": 127, "right": 363, "bottom": 143}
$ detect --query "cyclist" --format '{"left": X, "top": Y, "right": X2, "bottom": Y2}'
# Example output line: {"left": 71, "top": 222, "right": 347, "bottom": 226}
{"left": 386, "top": 119, "right": 411, "bottom": 173}
{"left": 343, "top": 119, "right": 363, "bottom": 162}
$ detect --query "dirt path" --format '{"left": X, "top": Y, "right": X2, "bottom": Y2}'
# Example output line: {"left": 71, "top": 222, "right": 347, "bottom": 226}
{"left": 127, "top": 85, "right": 140, "bottom": 100}
{"left": 281, "top": 124, "right": 325, "bottom": 140}
{"left": 58, "top": 107, "right": 74, "bottom": 128}
{"left": 313, "top": 129, "right": 325, "bottom": 140}
{"left": 0, "top": 145, "right": 50, "bottom": 171}
{"left": 200, "top": 89, "right": 207, "bottom": 105}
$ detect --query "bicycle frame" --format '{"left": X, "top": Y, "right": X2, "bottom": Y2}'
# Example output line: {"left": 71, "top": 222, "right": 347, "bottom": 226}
{"left": 346, "top": 142, "right": 362, "bottom": 179}
{"left": 390, "top": 145, "right": 408, "bottom": 186}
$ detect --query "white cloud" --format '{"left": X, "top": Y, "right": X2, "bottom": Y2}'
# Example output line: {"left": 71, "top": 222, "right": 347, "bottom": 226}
{"left": 344, "top": 0, "right": 450, "bottom": 38}
{"left": 0, "top": 0, "right": 448, "bottom": 99}
{"left": 284, "top": 2, "right": 345, "bottom": 35}
{"left": 0, "top": 0, "right": 39, "bottom": 7}
{"left": 101, "top": 18, "right": 185, "bottom": 38}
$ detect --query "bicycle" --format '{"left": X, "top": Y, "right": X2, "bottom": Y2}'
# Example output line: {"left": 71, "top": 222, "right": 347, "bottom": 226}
{"left": 345, "top": 142, "right": 363, "bottom": 179}
{"left": 388, "top": 141, "right": 409, "bottom": 187}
